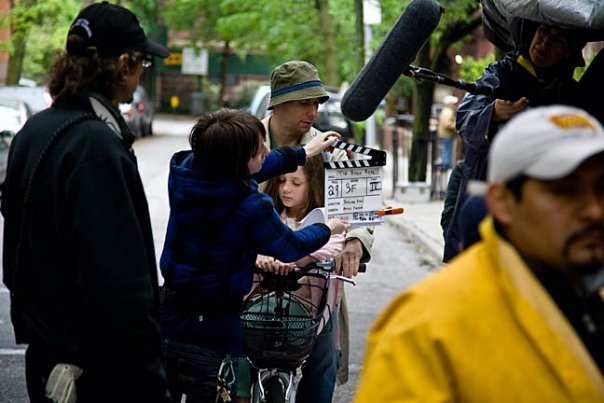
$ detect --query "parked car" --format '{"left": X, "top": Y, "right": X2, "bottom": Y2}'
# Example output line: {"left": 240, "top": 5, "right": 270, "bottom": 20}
{"left": 0, "top": 86, "right": 52, "bottom": 115}
{"left": 313, "top": 92, "right": 355, "bottom": 141}
{"left": 119, "top": 85, "right": 154, "bottom": 137}
{"left": 0, "top": 97, "right": 32, "bottom": 184}
{"left": 0, "top": 97, "right": 31, "bottom": 132}
{"left": 248, "top": 84, "right": 271, "bottom": 119}
{"left": 247, "top": 84, "right": 354, "bottom": 140}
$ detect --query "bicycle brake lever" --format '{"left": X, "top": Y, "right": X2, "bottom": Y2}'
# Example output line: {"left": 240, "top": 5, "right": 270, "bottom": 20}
{"left": 330, "top": 274, "right": 356, "bottom": 286}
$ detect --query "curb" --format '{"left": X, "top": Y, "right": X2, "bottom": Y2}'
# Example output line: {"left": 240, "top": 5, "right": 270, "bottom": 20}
{"left": 386, "top": 219, "right": 442, "bottom": 268}
{"left": 383, "top": 198, "right": 443, "bottom": 267}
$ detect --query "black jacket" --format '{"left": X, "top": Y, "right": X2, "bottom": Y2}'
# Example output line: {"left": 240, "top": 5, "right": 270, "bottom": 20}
{"left": 1, "top": 94, "right": 170, "bottom": 401}
{"left": 443, "top": 51, "right": 579, "bottom": 262}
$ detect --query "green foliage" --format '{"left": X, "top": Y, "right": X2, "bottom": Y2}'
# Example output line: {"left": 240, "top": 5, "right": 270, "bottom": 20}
{"left": 4, "top": 0, "right": 170, "bottom": 84}
{"left": 163, "top": 0, "right": 358, "bottom": 82}
{"left": 573, "top": 52, "right": 595, "bottom": 81}
{"left": 458, "top": 53, "right": 496, "bottom": 83}
{"left": 2, "top": 0, "right": 81, "bottom": 84}
{"left": 121, "top": 0, "right": 161, "bottom": 29}
{"left": 5, "top": 0, "right": 487, "bottom": 130}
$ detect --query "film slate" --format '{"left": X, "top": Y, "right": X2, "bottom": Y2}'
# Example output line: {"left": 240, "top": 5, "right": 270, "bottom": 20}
{"left": 324, "top": 140, "right": 387, "bottom": 226}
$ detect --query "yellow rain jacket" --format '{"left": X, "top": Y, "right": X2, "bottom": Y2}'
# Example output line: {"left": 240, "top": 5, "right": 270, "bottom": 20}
{"left": 355, "top": 217, "right": 604, "bottom": 403}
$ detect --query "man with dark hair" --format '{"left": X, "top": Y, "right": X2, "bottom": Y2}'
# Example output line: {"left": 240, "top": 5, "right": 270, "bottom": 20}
{"left": 443, "top": 23, "right": 587, "bottom": 262}
{"left": 355, "top": 105, "right": 604, "bottom": 402}
{"left": 1, "top": 2, "right": 171, "bottom": 401}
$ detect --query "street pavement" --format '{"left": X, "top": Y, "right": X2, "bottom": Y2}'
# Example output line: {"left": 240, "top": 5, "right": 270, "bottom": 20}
{"left": 378, "top": 147, "right": 446, "bottom": 268}
{"left": 382, "top": 190, "right": 445, "bottom": 267}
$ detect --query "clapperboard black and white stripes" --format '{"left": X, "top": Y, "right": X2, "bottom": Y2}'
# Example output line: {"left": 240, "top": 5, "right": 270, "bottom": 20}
{"left": 325, "top": 140, "right": 387, "bottom": 169}
{"left": 324, "top": 140, "right": 387, "bottom": 226}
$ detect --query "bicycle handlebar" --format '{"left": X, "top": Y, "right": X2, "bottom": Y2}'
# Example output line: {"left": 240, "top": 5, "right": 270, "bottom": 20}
{"left": 253, "top": 259, "right": 366, "bottom": 292}
{"left": 254, "top": 259, "right": 366, "bottom": 276}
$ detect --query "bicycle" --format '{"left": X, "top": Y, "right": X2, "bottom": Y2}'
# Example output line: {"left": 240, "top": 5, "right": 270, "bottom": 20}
{"left": 240, "top": 259, "right": 364, "bottom": 403}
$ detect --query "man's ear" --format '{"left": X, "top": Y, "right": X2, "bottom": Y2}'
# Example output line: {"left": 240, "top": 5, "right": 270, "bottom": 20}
{"left": 485, "top": 182, "right": 516, "bottom": 225}
{"left": 118, "top": 53, "right": 132, "bottom": 75}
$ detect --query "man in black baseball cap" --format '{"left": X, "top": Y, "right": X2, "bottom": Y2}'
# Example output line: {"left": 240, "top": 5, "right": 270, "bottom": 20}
{"left": 1, "top": 2, "right": 171, "bottom": 402}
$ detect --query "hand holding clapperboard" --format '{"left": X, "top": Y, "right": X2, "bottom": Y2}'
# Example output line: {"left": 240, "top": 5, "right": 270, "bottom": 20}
{"left": 299, "top": 139, "right": 404, "bottom": 229}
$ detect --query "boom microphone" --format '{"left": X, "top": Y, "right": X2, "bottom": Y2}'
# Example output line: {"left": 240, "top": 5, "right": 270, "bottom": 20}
{"left": 341, "top": 0, "right": 442, "bottom": 122}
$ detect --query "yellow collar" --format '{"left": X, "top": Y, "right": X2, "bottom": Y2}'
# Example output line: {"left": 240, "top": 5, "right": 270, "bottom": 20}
{"left": 516, "top": 55, "right": 538, "bottom": 79}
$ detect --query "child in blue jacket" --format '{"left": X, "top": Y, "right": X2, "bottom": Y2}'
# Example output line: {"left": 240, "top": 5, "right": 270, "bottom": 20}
{"left": 159, "top": 108, "right": 348, "bottom": 402}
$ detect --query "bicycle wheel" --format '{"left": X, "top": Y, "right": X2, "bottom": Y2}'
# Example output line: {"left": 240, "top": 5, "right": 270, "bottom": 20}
{"left": 252, "top": 373, "right": 293, "bottom": 403}
{"left": 266, "top": 375, "right": 286, "bottom": 403}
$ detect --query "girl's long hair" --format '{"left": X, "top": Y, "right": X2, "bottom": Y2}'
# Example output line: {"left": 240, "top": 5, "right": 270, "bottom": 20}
{"left": 264, "top": 153, "right": 325, "bottom": 221}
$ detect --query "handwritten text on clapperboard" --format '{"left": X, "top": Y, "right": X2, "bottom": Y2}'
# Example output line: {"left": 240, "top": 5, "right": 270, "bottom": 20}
{"left": 324, "top": 166, "right": 384, "bottom": 226}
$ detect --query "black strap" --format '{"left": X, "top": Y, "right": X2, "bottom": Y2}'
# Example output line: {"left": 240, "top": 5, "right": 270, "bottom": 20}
{"left": 12, "top": 113, "right": 97, "bottom": 291}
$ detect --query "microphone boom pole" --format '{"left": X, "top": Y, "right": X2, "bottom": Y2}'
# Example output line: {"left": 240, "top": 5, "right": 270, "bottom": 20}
{"left": 403, "top": 65, "right": 494, "bottom": 96}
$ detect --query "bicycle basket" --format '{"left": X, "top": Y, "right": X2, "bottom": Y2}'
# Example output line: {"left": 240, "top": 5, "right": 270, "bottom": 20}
{"left": 241, "top": 292, "right": 320, "bottom": 370}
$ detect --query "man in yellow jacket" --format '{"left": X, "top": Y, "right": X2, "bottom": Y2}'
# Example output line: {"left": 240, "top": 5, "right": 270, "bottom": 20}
{"left": 355, "top": 105, "right": 604, "bottom": 402}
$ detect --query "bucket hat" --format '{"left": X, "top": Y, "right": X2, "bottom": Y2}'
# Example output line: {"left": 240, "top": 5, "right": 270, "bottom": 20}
{"left": 67, "top": 1, "right": 169, "bottom": 58}
{"left": 268, "top": 61, "right": 329, "bottom": 109}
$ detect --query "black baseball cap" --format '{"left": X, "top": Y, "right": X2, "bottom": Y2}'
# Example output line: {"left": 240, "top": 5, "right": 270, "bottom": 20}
{"left": 67, "top": 1, "right": 169, "bottom": 58}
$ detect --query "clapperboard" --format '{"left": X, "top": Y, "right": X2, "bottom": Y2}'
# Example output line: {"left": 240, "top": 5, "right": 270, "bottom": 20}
{"left": 324, "top": 140, "right": 387, "bottom": 226}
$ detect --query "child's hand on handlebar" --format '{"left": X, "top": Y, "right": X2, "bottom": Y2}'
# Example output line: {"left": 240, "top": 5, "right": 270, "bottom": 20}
{"left": 256, "top": 255, "right": 295, "bottom": 275}
{"left": 326, "top": 218, "right": 351, "bottom": 235}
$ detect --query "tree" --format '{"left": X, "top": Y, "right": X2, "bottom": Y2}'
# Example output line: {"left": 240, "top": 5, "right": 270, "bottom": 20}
{"left": 406, "top": 0, "right": 483, "bottom": 181}
{"left": 1, "top": 0, "right": 80, "bottom": 85}
{"left": 340, "top": 1, "right": 482, "bottom": 176}
{"left": 161, "top": 0, "right": 363, "bottom": 90}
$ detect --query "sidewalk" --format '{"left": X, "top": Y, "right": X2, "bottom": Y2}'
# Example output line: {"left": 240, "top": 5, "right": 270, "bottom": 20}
{"left": 380, "top": 152, "right": 446, "bottom": 266}
{"left": 382, "top": 196, "right": 445, "bottom": 265}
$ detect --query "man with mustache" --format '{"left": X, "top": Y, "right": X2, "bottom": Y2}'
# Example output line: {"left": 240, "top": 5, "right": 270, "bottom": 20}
{"left": 355, "top": 105, "right": 604, "bottom": 402}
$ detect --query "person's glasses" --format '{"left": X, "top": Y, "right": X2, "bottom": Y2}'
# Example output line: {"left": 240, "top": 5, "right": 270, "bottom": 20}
{"left": 142, "top": 56, "right": 153, "bottom": 69}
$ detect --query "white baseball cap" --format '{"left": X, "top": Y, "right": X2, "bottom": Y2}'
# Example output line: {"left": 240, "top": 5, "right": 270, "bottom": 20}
{"left": 488, "top": 105, "right": 604, "bottom": 183}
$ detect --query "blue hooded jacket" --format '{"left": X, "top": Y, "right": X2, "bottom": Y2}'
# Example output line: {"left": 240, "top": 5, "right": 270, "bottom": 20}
{"left": 159, "top": 146, "right": 331, "bottom": 355}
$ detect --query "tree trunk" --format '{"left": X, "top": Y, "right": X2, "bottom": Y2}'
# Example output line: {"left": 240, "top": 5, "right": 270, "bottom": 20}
{"left": 409, "top": 44, "right": 434, "bottom": 182}
{"left": 316, "top": 0, "right": 338, "bottom": 86}
{"left": 5, "top": 0, "right": 29, "bottom": 86}
{"left": 219, "top": 41, "right": 230, "bottom": 107}
{"left": 354, "top": 0, "right": 364, "bottom": 73}
{"left": 5, "top": 33, "right": 25, "bottom": 85}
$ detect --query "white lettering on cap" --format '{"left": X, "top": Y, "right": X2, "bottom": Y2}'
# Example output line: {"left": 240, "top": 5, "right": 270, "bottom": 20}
{"left": 71, "top": 18, "right": 92, "bottom": 38}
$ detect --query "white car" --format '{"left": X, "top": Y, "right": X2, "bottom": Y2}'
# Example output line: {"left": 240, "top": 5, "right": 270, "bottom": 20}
{"left": 119, "top": 85, "right": 154, "bottom": 137}
{"left": 0, "top": 97, "right": 31, "bottom": 184}
{"left": 0, "top": 86, "right": 52, "bottom": 115}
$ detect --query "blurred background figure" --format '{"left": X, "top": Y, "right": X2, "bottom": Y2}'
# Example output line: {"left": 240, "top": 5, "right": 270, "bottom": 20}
{"left": 437, "top": 95, "right": 459, "bottom": 169}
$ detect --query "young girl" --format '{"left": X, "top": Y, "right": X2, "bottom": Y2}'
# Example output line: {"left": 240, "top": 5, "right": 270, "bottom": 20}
{"left": 259, "top": 154, "right": 347, "bottom": 402}
{"left": 159, "top": 108, "right": 348, "bottom": 403}
{"left": 259, "top": 154, "right": 345, "bottom": 270}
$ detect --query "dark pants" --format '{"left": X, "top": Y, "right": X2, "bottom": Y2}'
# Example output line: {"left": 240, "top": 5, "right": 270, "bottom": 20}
{"left": 25, "top": 344, "right": 55, "bottom": 403}
{"left": 27, "top": 342, "right": 171, "bottom": 402}
{"left": 296, "top": 314, "right": 339, "bottom": 403}
{"left": 162, "top": 339, "right": 239, "bottom": 403}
